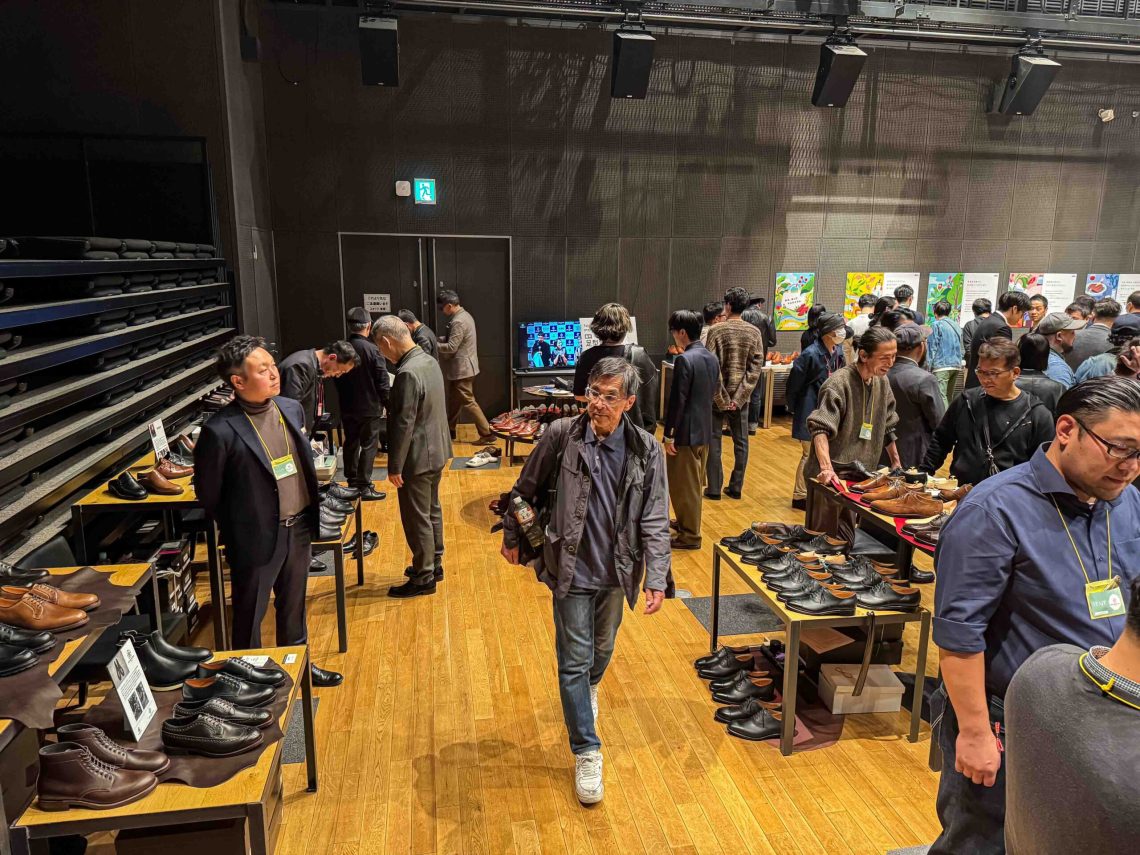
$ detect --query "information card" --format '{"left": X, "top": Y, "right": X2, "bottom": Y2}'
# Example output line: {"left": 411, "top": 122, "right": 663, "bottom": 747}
{"left": 109, "top": 641, "right": 157, "bottom": 741}
{"left": 147, "top": 419, "right": 169, "bottom": 459}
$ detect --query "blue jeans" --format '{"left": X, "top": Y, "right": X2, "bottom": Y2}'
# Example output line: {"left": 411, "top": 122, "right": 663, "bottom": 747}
{"left": 552, "top": 586, "right": 626, "bottom": 754}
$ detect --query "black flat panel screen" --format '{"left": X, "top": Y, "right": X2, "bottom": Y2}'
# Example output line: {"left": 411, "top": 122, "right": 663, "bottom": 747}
{"left": 518, "top": 321, "right": 582, "bottom": 369}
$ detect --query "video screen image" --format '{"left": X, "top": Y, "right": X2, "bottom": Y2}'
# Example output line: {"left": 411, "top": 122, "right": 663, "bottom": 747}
{"left": 518, "top": 321, "right": 582, "bottom": 369}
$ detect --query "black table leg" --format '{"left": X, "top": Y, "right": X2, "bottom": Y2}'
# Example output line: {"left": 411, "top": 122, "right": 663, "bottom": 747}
{"left": 334, "top": 544, "right": 347, "bottom": 654}
{"left": 710, "top": 548, "right": 721, "bottom": 654}
{"left": 72, "top": 506, "right": 87, "bottom": 565}
{"left": 896, "top": 538, "right": 915, "bottom": 582}
{"left": 301, "top": 647, "right": 318, "bottom": 792}
{"left": 206, "top": 520, "right": 228, "bottom": 650}
{"left": 781, "top": 620, "right": 801, "bottom": 756}
{"left": 354, "top": 501, "right": 364, "bottom": 586}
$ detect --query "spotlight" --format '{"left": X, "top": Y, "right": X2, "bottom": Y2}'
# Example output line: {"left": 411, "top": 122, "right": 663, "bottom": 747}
{"left": 359, "top": 15, "right": 399, "bottom": 86}
{"left": 611, "top": 6, "right": 654, "bottom": 100}
{"left": 990, "top": 47, "right": 1060, "bottom": 116}
{"left": 811, "top": 32, "right": 867, "bottom": 109}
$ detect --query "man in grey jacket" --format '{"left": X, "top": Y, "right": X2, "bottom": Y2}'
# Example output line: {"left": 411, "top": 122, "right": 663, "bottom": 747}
{"left": 372, "top": 316, "right": 453, "bottom": 598}
{"left": 886, "top": 324, "right": 945, "bottom": 469}
{"left": 436, "top": 289, "right": 493, "bottom": 444}
{"left": 501, "top": 357, "right": 672, "bottom": 807}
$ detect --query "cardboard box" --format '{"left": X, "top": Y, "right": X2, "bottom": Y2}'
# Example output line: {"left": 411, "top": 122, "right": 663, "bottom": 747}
{"left": 819, "top": 664, "right": 904, "bottom": 715}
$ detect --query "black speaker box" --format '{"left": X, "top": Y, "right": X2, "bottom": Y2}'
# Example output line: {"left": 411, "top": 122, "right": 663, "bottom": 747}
{"left": 991, "top": 54, "right": 1061, "bottom": 116}
{"left": 611, "top": 31, "right": 655, "bottom": 99}
{"left": 811, "top": 43, "right": 867, "bottom": 108}
{"left": 359, "top": 16, "right": 399, "bottom": 87}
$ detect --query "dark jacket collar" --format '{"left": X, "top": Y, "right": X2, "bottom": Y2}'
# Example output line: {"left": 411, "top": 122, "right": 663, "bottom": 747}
{"left": 568, "top": 412, "right": 649, "bottom": 459}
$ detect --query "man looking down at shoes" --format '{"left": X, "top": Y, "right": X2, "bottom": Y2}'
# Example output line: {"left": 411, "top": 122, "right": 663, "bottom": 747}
{"left": 336, "top": 308, "right": 389, "bottom": 501}
{"left": 194, "top": 336, "right": 343, "bottom": 688}
{"left": 928, "top": 375, "right": 1140, "bottom": 854}
{"left": 278, "top": 340, "right": 358, "bottom": 434}
{"left": 501, "top": 357, "right": 672, "bottom": 806}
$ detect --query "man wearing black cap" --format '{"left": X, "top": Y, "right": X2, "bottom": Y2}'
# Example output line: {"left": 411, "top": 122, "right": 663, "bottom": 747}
{"left": 886, "top": 324, "right": 945, "bottom": 469}
{"left": 335, "top": 308, "right": 389, "bottom": 501}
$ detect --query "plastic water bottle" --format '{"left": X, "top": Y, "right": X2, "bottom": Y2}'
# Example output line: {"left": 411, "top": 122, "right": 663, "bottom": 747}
{"left": 511, "top": 496, "right": 545, "bottom": 550}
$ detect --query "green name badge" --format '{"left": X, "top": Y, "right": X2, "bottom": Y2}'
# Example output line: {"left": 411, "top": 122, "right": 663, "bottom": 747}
{"left": 1086, "top": 579, "right": 1127, "bottom": 620}
{"left": 271, "top": 453, "right": 298, "bottom": 481}
{"left": 859, "top": 421, "right": 873, "bottom": 440}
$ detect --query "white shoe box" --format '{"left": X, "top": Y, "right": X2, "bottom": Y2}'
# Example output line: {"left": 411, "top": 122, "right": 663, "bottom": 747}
{"left": 819, "top": 664, "right": 905, "bottom": 715}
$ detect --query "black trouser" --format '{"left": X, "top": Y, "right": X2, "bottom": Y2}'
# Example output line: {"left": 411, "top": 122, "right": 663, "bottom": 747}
{"left": 706, "top": 408, "right": 749, "bottom": 495}
{"left": 397, "top": 468, "right": 444, "bottom": 585}
{"left": 342, "top": 413, "right": 381, "bottom": 489}
{"left": 230, "top": 518, "right": 312, "bottom": 649}
{"left": 929, "top": 683, "right": 1008, "bottom": 855}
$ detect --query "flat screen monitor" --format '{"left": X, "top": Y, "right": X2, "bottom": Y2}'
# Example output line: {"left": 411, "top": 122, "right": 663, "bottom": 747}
{"left": 518, "top": 321, "right": 581, "bottom": 369}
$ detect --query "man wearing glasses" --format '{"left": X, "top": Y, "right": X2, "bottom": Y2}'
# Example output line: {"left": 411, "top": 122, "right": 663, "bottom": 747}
{"left": 922, "top": 337, "right": 1054, "bottom": 488}
{"left": 500, "top": 357, "right": 672, "bottom": 807}
{"left": 929, "top": 375, "right": 1140, "bottom": 853}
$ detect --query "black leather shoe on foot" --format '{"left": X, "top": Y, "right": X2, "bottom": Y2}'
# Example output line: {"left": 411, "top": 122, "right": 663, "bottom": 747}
{"left": 724, "top": 488, "right": 742, "bottom": 500}
{"left": 311, "top": 664, "right": 343, "bottom": 687}
{"left": 309, "top": 558, "right": 327, "bottom": 574}
{"left": 403, "top": 565, "right": 444, "bottom": 582}
{"left": 791, "top": 498, "right": 807, "bottom": 511}
{"left": 703, "top": 491, "right": 721, "bottom": 501}
{"left": 726, "top": 709, "right": 789, "bottom": 741}
{"left": 359, "top": 485, "right": 386, "bottom": 501}
{"left": 909, "top": 567, "right": 936, "bottom": 584}
{"left": 387, "top": 579, "right": 437, "bottom": 599}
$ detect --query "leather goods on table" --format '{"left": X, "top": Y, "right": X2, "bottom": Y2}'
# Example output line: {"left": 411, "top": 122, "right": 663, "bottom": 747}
{"left": 937, "top": 483, "right": 973, "bottom": 502}
{"left": 172, "top": 697, "right": 274, "bottom": 730}
{"left": 108, "top": 472, "right": 147, "bottom": 501}
{"left": 861, "top": 479, "right": 921, "bottom": 503}
{"left": 121, "top": 633, "right": 199, "bottom": 691}
{"left": 902, "top": 513, "right": 948, "bottom": 536}
{"left": 138, "top": 469, "right": 183, "bottom": 495}
{"left": 154, "top": 456, "right": 193, "bottom": 480}
{"left": 197, "top": 657, "right": 286, "bottom": 687}
{"left": 726, "top": 709, "right": 790, "bottom": 742}
{"left": 832, "top": 460, "right": 875, "bottom": 482}
{"left": 1, "top": 582, "right": 100, "bottom": 612}
{"left": 855, "top": 580, "right": 922, "bottom": 612}
{"left": 56, "top": 723, "right": 170, "bottom": 774}
{"left": 0, "top": 560, "right": 49, "bottom": 584}
{"left": 758, "top": 525, "right": 824, "bottom": 547}
{"left": 322, "top": 495, "right": 353, "bottom": 514}
{"left": 319, "top": 506, "right": 347, "bottom": 527}
{"left": 783, "top": 587, "right": 857, "bottom": 617}
{"left": 849, "top": 471, "right": 891, "bottom": 493}
{"left": 317, "top": 522, "right": 341, "bottom": 541}
{"left": 0, "top": 642, "right": 38, "bottom": 677}
{"left": 323, "top": 483, "right": 360, "bottom": 501}
{"left": 709, "top": 668, "right": 769, "bottom": 692}
{"left": 161, "top": 714, "right": 264, "bottom": 758}
{"left": 0, "top": 592, "right": 89, "bottom": 632}
{"left": 0, "top": 622, "right": 55, "bottom": 653}
{"left": 870, "top": 491, "right": 944, "bottom": 518}
{"left": 36, "top": 743, "right": 158, "bottom": 811}
{"left": 120, "top": 629, "right": 211, "bottom": 663}
{"left": 714, "top": 697, "right": 782, "bottom": 724}
{"left": 182, "top": 673, "right": 276, "bottom": 708}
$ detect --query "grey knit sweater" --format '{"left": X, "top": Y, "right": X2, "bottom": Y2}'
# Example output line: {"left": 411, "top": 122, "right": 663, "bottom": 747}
{"left": 805, "top": 365, "right": 898, "bottom": 477}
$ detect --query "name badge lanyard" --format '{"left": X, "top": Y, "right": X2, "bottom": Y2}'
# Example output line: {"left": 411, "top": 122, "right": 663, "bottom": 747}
{"left": 859, "top": 379, "right": 875, "bottom": 441}
{"left": 245, "top": 405, "right": 298, "bottom": 480}
{"left": 1052, "top": 497, "right": 1124, "bottom": 621}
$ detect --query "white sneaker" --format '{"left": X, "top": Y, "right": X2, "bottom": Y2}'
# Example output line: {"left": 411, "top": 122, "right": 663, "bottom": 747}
{"left": 574, "top": 750, "right": 604, "bottom": 804}
{"left": 466, "top": 450, "right": 494, "bottom": 468}
{"left": 589, "top": 684, "right": 598, "bottom": 723}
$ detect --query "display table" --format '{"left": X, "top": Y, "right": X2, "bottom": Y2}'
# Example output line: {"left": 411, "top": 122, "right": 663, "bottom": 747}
{"left": 489, "top": 427, "right": 535, "bottom": 467}
{"left": 310, "top": 499, "right": 365, "bottom": 654}
{"left": 759, "top": 363, "right": 792, "bottom": 430}
{"left": 709, "top": 545, "right": 931, "bottom": 756}
{"left": 511, "top": 368, "right": 574, "bottom": 409}
{"left": 9, "top": 645, "right": 317, "bottom": 855}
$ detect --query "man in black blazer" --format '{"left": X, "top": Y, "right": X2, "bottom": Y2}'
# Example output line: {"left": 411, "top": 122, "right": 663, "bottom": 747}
{"left": 335, "top": 308, "right": 389, "bottom": 501}
{"left": 662, "top": 310, "right": 720, "bottom": 550}
{"left": 278, "top": 340, "right": 357, "bottom": 434}
{"left": 194, "top": 335, "right": 343, "bottom": 687}
{"left": 965, "top": 291, "right": 1028, "bottom": 389}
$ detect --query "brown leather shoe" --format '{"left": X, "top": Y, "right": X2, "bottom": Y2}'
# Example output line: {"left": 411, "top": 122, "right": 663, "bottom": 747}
{"left": 155, "top": 457, "right": 193, "bottom": 480}
{"left": 56, "top": 724, "right": 170, "bottom": 774}
{"left": 1, "top": 583, "right": 99, "bottom": 612}
{"left": 0, "top": 592, "right": 89, "bottom": 631}
{"left": 850, "top": 472, "right": 890, "bottom": 493}
{"left": 36, "top": 743, "right": 158, "bottom": 811}
{"left": 138, "top": 469, "right": 184, "bottom": 496}
{"left": 938, "top": 483, "right": 973, "bottom": 502}
{"left": 870, "top": 491, "right": 945, "bottom": 519}
{"left": 862, "top": 480, "right": 923, "bottom": 503}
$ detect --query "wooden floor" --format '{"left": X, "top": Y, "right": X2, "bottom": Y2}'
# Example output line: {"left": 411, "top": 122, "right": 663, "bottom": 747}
{"left": 258, "top": 418, "right": 941, "bottom": 855}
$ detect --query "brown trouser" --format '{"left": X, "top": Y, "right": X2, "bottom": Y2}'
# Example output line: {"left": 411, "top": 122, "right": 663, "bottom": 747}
{"left": 667, "top": 444, "right": 709, "bottom": 547}
{"left": 446, "top": 377, "right": 491, "bottom": 437}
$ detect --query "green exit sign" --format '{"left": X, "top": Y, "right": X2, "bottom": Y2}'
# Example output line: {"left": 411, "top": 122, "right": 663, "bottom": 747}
{"left": 413, "top": 178, "right": 437, "bottom": 205}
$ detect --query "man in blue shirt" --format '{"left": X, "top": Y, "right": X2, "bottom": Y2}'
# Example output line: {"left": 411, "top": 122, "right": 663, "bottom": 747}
{"left": 1036, "top": 312, "right": 1081, "bottom": 389}
{"left": 930, "top": 376, "right": 1140, "bottom": 854}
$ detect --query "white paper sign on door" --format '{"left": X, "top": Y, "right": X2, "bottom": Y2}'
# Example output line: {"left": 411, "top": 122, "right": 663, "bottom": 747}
{"left": 363, "top": 294, "right": 391, "bottom": 314}
{"left": 109, "top": 642, "right": 157, "bottom": 741}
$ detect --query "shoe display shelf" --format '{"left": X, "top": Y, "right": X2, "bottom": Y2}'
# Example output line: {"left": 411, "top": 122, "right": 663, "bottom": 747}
{"left": 8, "top": 644, "right": 318, "bottom": 855}
{"left": 709, "top": 544, "right": 932, "bottom": 756}
{"left": 488, "top": 425, "right": 536, "bottom": 467}
{"left": 759, "top": 363, "right": 793, "bottom": 430}
{"left": 0, "top": 563, "right": 157, "bottom": 852}
{"left": 308, "top": 498, "right": 366, "bottom": 655}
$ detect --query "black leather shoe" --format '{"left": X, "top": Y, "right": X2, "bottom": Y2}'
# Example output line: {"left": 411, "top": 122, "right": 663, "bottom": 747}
{"left": 721, "top": 530, "right": 758, "bottom": 548}
{"left": 309, "top": 558, "right": 328, "bottom": 574}
{"left": 108, "top": 473, "right": 147, "bottom": 501}
{"left": 767, "top": 567, "right": 830, "bottom": 593}
{"left": 783, "top": 587, "right": 857, "bottom": 617}
{"left": 182, "top": 673, "right": 276, "bottom": 707}
{"left": 833, "top": 460, "right": 874, "bottom": 482}
{"left": 759, "top": 553, "right": 820, "bottom": 578}
{"left": 739, "top": 544, "right": 792, "bottom": 565}
{"left": 197, "top": 658, "right": 285, "bottom": 687}
{"left": 0, "top": 621, "right": 55, "bottom": 653}
{"left": 387, "top": 579, "right": 436, "bottom": 599}
{"left": 714, "top": 697, "right": 780, "bottom": 724}
{"left": 321, "top": 496, "right": 353, "bottom": 514}
{"left": 403, "top": 564, "right": 444, "bottom": 582}
{"left": 726, "top": 709, "right": 788, "bottom": 741}
{"left": 345, "top": 531, "right": 378, "bottom": 556}
{"left": 909, "top": 567, "right": 936, "bottom": 584}
{"left": 794, "top": 534, "right": 848, "bottom": 556}
{"left": 703, "top": 491, "right": 721, "bottom": 501}
{"left": 757, "top": 525, "right": 819, "bottom": 546}
{"left": 693, "top": 645, "right": 751, "bottom": 671}
{"left": 709, "top": 669, "right": 768, "bottom": 693}
{"left": 724, "top": 488, "right": 742, "bottom": 500}
{"left": 162, "top": 713, "right": 263, "bottom": 757}
{"left": 0, "top": 642, "right": 37, "bottom": 677}
{"left": 697, "top": 654, "right": 754, "bottom": 680}
{"left": 855, "top": 580, "right": 921, "bottom": 612}
{"left": 311, "top": 664, "right": 343, "bottom": 687}
{"left": 121, "top": 629, "right": 210, "bottom": 663}
{"left": 323, "top": 484, "right": 360, "bottom": 501}
{"left": 173, "top": 697, "right": 274, "bottom": 729}
{"left": 359, "top": 485, "right": 386, "bottom": 501}
{"left": 711, "top": 678, "right": 776, "bottom": 705}
{"left": 318, "top": 523, "right": 341, "bottom": 541}
{"left": 125, "top": 634, "right": 199, "bottom": 691}
{"left": 0, "top": 561, "right": 48, "bottom": 585}
{"left": 319, "top": 507, "right": 347, "bottom": 527}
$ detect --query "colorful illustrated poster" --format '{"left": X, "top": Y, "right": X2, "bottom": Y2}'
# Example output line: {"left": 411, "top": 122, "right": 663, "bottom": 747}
{"left": 959, "top": 273, "right": 1000, "bottom": 327}
{"left": 1008, "top": 273, "right": 1044, "bottom": 327}
{"left": 926, "top": 273, "right": 964, "bottom": 318}
{"left": 775, "top": 272, "right": 816, "bottom": 330}
{"left": 844, "top": 272, "right": 884, "bottom": 320}
{"left": 1086, "top": 274, "right": 1119, "bottom": 300}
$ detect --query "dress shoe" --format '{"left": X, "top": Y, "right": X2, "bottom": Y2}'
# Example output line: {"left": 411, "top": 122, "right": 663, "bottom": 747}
{"left": 0, "top": 622, "right": 55, "bottom": 653}
{"left": 107, "top": 473, "right": 147, "bottom": 501}
{"left": 826, "top": 558, "right": 895, "bottom": 591}
{"left": 317, "top": 523, "right": 341, "bottom": 541}
{"left": 849, "top": 471, "right": 891, "bottom": 493}
{"left": 870, "top": 491, "right": 944, "bottom": 518}
{"left": 758, "top": 526, "right": 824, "bottom": 546}
{"left": 671, "top": 538, "right": 701, "bottom": 550}
{"left": 724, "top": 488, "right": 742, "bottom": 500}
{"left": 311, "top": 664, "right": 344, "bottom": 687}
{"left": 703, "top": 490, "right": 721, "bottom": 501}
{"left": 120, "top": 629, "right": 211, "bottom": 663}
{"left": 711, "top": 676, "right": 776, "bottom": 705}
{"left": 709, "top": 669, "right": 769, "bottom": 692}
{"left": 310, "top": 557, "right": 328, "bottom": 574}
{"left": 697, "top": 653, "right": 755, "bottom": 680}
{"left": 137, "top": 469, "right": 183, "bottom": 496}
{"left": 173, "top": 697, "right": 274, "bottom": 729}
{"left": 855, "top": 580, "right": 922, "bottom": 612}
{"left": 319, "top": 506, "right": 347, "bottom": 527}
{"left": 768, "top": 568, "right": 832, "bottom": 595}
{"left": 750, "top": 522, "right": 796, "bottom": 538}
{"left": 36, "top": 743, "right": 158, "bottom": 811}
{"left": 387, "top": 579, "right": 436, "bottom": 599}
{"left": 861, "top": 480, "right": 916, "bottom": 503}
{"left": 721, "top": 529, "right": 758, "bottom": 547}
{"left": 783, "top": 587, "right": 857, "bottom": 617}
{"left": 181, "top": 673, "right": 276, "bottom": 708}
{"left": 344, "top": 531, "right": 378, "bottom": 556}
{"left": 0, "top": 593, "right": 88, "bottom": 631}
{"left": 714, "top": 696, "right": 781, "bottom": 724}
{"left": 3, "top": 583, "right": 99, "bottom": 612}
{"left": 166, "top": 452, "right": 195, "bottom": 468}
{"left": 693, "top": 645, "right": 751, "bottom": 671}
{"left": 321, "top": 495, "right": 353, "bottom": 514}
{"left": 832, "top": 460, "right": 875, "bottom": 482}
{"left": 938, "top": 483, "right": 973, "bottom": 502}
{"left": 155, "top": 457, "right": 193, "bottom": 480}
{"left": 915, "top": 529, "right": 940, "bottom": 548}
{"left": 125, "top": 633, "right": 198, "bottom": 691}
{"left": 56, "top": 724, "right": 169, "bottom": 774}
{"left": 197, "top": 658, "right": 285, "bottom": 687}
{"left": 793, "top": 533, "right": 848, "bottom": 557}
{"left": 775, "top": 580, "right": 837, "bottom": 603}
{"left": 403, "top": 564, "right": 444, "bottom": 581}
{"left": 902, "top": 513, "right": 948, "bottom": 536}
{"left": 161, "top": 714, "right": 263, "bottom": 757}
{"left": 758, "top": 552, "right": 822, "bottom": 577}
{"left": 727, "top": 709, "right": 788, "bottom": 742}
{"left": 0, "top": 642, "right": 37, "bottom": 676}
{"left": 359, "top": 485, "right": 386, "bottom": 501}
{"left": 909, "top": 567, "right": 936, "bottom": 584}
{"left": 0, "top": 560, "right": 48, "bottom": 584}
{"left": 323, "top": 483, "right": 360, "bottom": 501}
{"left": 174, "top": 434, "right": 195, "bottom": 455}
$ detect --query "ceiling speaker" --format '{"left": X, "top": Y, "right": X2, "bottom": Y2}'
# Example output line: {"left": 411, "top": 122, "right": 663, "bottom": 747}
{"left": 359, "top": 16, "right": 399, "bottom": 87}
{"left": 611, "top": 31, "right": 655, "bottom": 99}
{"left": 991, "top": 54, "right": 1061, "bottom": 116}
{"left": 811, "top": 43, "right": 867, "bottom": 108}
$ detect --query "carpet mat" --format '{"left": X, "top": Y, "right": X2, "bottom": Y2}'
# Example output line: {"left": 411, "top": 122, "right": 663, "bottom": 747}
{"left": 682, "top": 594, "right": 784, "bottom": 636}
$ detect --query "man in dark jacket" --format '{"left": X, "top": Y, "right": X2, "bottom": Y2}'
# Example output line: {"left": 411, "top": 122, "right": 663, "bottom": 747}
{"left": 398, "top": 309, "right": 438, "bottom": 360}
{"left": 742, "top": 296, "right": 778, "bottom": 434}
{"left": 278, "top": 340, "right": 358, "bottom": 433}
{"left": 965, "top": 291, "right": 1028, "bottom": 389}
{"left": 501, "top": 357, "right": 671, "bottom": 807}
{"left": 663, "top": 310, "right": 720, "bottom": 550}
{"left": 194, "top": 336, "right": 342, "bottom": 687}
{"left": 1067, "top": 298, "right": 1120, "bottom": 372}
{"left": 886, "top": 324, "right": 946, "bottom": 469}
{"left": 335, "top": 308, "right": 389, "bottom": 501}
{"left": 923, "top": 338, "right": 1054, "bottom": 487}
{"left": 372, "top": 316, "right": 453, "bottom": 599}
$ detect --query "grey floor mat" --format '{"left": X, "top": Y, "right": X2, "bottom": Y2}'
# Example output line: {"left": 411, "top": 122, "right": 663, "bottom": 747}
{"left": 282, "top": 697, "right": 320, "bottom": 764}
{"left": 451, "top": 455, "right": 501, "bottom": 470}
{"left": 682, "top": 594, "right": 784, "bottom": 636}
{"left": 887, "top": 846, "right": 930, "bottom": 855}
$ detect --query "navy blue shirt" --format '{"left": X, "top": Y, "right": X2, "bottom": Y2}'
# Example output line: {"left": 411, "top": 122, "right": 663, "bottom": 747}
{"left": 934, "top": 445, "right": 1140, "bottom": 698}
{"left": 572, "top": 421, "right": 627, "bottom": 590}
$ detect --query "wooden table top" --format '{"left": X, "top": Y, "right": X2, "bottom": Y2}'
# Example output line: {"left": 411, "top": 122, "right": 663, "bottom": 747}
{"left": 16, "top": 644, "right": 308, "bottom": 828}
{"left": 76, "top": 451, "right": 198, "bottom": 508}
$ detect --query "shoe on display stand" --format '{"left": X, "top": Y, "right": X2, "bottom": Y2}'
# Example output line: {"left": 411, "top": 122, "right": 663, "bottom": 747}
{"left": 693, "top": 644, "right": 751, "bottom": 671}
{"left": 783, "top": 587, "right": 857, "bottom": 617}
{"left": 138, "top": 469, "right": 183, "bottom": 495}
{"left": 2, "top": 583, "right": 99, "bottom": 612}
{"left": 154, "top": 457, "right": 193, "bottom": 480}
{"left": 321, "top": 495, "right": 353, "bottom": 514}
{"left": 0, "top": 622, "right": 55, "bottom": 654}
{"left": 697, "top": 653, "right": 756, "bottom": 680}
{"left": 36, "top": 743, "right": 158, "bottom": 811}
{"left": 173, "top": 697, "right": 274, "bottom": 729}
{"left": 121, "top": 634, "right": 199, "bottom": 691}
{"left": 0, "top": 560, "right": 49, "bottom": 585}
{"left": 726, "top": 709, "right": 789, "bottom": 742}
{"left": 714, "top": 697, "right": 782, "bottom": 724}
{"left": 161, "top": 714, "right": 263, "bottom": 757}
{"left": 0, "top": 642, "right": 37, "bottom": 677}
{"left": 107, "top": 473, "right": 147, "bottom": 501}
{"left": 181, "top": 673, "right": 276, "bottom": 708}
{"left": 710, "top": 675, "right": 776, "bottom": 705}
{"left": 56, "top": 724, "right": 169, "bottom": 774}
{"left": 0, "top": 592, "right": 89, "bottom": 632}
{"left": 323, "top": 483, "right": 361, "bottom": 501}
{"left": 855, "top": 580, "right": 922, "bottom": 612}
{"left": 196, "top": 658, "right": 286, "bottom": 687}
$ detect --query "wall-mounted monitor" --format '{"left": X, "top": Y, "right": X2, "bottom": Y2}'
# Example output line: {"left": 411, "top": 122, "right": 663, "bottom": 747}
{"left": 518, "top": 321, "right": 582, "bottom": 369}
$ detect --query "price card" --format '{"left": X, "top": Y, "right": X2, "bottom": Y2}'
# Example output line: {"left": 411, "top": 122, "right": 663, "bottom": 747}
{"left": 109, "top": 642, "right": 157, "bottom": 741}
{"left": 147, "top": 418, "right": 170, "bottom": 459}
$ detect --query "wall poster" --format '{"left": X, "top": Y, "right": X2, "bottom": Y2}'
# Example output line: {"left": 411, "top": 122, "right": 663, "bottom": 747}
{"left": 958, "top": 273, "right": 1000, "bottom": 327}
{"left": 844, "top": 272, "right": 884, "bottom": 320}
{"left": 774, "top": 273, "right": 816, "bottom": 331}
{"left": 1086, "top": 274, "right": 1119, "bottom": 300}
{"left": 926, "top": 273, "right": 964, "bottom": 319}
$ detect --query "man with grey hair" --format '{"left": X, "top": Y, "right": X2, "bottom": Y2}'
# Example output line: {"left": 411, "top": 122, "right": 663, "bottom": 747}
{"left": 501, "top": 356, "right": 672, "bottom": 806}
{"left": 372, "top": 315, "right": 452, "bottom": 598}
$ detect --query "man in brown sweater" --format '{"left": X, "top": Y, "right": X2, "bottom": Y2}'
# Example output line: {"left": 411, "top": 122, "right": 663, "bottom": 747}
{"left": 704, "top": 287, "right": 764, "bottom": 499}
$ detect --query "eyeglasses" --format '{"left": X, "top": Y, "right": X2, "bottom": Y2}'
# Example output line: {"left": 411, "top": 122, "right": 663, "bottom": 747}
{"left": 1074, "top": 417, "right": 1140, "bottom": 462}
{"left": 585, "top": 387, "right": 628, "bottom": 407}
{"left": 975, "top": 368, "right": 1012, "bottom": 379}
